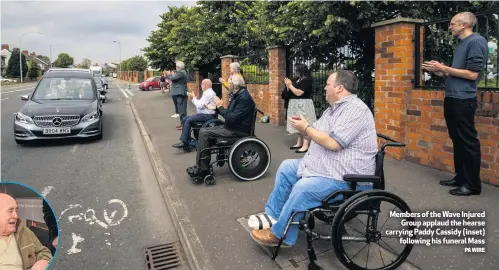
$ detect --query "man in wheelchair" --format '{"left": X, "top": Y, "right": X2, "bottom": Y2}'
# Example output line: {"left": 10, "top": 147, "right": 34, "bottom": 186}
{"left": 249, "top": 70, "right": 378, "bottom": 247}
{"left": 187, "top": 75, "right": 256, "bottom": 179}
{"left": 172, "top": 79, "right": 217, "bottom": 152}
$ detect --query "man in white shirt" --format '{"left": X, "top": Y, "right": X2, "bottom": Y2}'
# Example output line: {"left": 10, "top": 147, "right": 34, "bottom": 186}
{"left": 173, "top": 79, "right": 217, "bottom": 152}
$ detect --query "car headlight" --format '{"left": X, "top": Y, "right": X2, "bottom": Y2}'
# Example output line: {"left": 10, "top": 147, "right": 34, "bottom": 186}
{"left": 14, "top": 112, "right": 34, "bottom": 124}
{"left": 81, "top": 110, "right": 100, "bottom": 122}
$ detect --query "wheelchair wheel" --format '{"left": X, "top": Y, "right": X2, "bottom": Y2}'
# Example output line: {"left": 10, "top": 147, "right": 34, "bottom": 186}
{"left": 228, "top": 138, "right": 271, "bottom": 181}
{"left": 331, "top": 190, "right": 415, "bottom": 270}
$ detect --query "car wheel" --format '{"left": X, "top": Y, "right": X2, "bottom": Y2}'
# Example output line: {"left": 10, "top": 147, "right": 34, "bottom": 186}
{"left": 148, "top": 86, "right": 153, "bottom": 91}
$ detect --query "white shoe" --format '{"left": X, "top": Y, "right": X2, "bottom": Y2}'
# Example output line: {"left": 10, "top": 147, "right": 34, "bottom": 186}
{"left": 248, "top": 213, "right": 277, "bottom": 230}
{"left": 171, "top": 114, "right": 179, "bottom": 118}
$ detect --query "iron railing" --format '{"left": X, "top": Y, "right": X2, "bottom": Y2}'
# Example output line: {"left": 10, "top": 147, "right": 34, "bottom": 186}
{"left": 414, "top": 9, "right": 499, "bottom": 91}
{"left": 239, "top": 52, "right": 269, "bottom": 84}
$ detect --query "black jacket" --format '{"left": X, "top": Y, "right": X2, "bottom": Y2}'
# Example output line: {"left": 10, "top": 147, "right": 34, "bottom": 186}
{"left": 218, "top": 88, "right": 256, "bottom": 135}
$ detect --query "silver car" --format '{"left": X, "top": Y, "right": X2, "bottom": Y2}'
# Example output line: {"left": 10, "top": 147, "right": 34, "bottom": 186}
{"left": 14, "top": 69, "right": 105, "bottom": 144}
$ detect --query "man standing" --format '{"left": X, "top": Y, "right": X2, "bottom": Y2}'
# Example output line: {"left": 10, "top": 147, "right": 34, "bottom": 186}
{"left": 0, "top": 193, "right": 52, "bottom": 270}
{"left": 423, "top": 12, "right": 488, "bottom": 196}
{"left": 166, "top": 61, "right": 188, "bottom": 128}
{"left": 172, "top": 79, "right": 217, "bottom": 152}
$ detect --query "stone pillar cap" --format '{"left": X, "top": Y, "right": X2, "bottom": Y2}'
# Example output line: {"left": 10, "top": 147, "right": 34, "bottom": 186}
{"left": 371, "top": 17, "right": 425, "bottom": 28}
{"left": 220, "top": 55, "right": 239, "bottom": 59}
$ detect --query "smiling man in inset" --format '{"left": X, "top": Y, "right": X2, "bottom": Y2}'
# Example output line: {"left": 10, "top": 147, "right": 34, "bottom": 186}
{"left": 0, "top": 193, "right": 52, "bottom": 270}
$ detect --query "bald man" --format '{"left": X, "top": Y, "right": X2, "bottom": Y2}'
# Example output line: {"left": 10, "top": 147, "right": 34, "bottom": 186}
{"left": 422, "top": 11, "right": 488, "bottom": 196}
{"left": 0, "top": 193, "right": 52, "bottom": 270}
{"left": 172, "top": 79, "right": 217, "bottom": 152}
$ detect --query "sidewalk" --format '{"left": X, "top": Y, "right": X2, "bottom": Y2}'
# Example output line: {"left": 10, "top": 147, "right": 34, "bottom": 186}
{"left": 128, "top": 83, "right": 498, "bottom": 270}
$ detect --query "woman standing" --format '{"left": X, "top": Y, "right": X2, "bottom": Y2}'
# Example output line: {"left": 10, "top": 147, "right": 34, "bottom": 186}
{"left": 285, "top": 64, "right": 316, "bottom": 153}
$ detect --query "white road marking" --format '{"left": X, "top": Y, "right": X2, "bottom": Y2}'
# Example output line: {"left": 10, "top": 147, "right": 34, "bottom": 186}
{"left": 70, "top": 144, "right": 79, "bottom": 153}
{"left": 68, "top": 233, "right": 85, "bottom": 254}
{"left": 0, "top": 84, "right": 36, "bottom": 91}
{"left": 41, "top": 186, "right": 54, "bottom": 197}
{"left": 116, "top": 84, "right": 128, "bottom": 99}
{"left": 0, "top": 88, "right": 34, "bottom": 95}
{"left": 60, "top": 204, "right": 83, "bottom": 217}
{"left": 1, "top": 98, "right": 9, "bottom": 101}
{"left": 103, "top": 199, "right": 128, "bottom": 226}
{"left": 124, "top": 88, "right": 134, "bottom": 96}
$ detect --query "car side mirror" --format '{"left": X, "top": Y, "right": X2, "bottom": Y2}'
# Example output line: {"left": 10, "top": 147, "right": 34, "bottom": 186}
{"left": 21, "top": 95, "right": 29, "bottom": 101}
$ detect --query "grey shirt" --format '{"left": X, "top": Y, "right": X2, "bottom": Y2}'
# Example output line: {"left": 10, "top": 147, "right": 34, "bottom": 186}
{"left": 445, "top": 33, "right": 488, "bottom": 99}
{"left": 297, "top": 94, "right": 378, "bottom": 182}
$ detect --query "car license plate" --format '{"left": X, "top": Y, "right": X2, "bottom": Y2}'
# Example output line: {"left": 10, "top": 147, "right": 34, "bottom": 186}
{"left": 43, "top": 127, "right": 71, "bottom": 135}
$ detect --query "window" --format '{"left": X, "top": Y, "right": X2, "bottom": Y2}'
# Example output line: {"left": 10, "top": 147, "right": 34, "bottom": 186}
{"left": 32, "top": 77, "right": 96, "bottom": 100}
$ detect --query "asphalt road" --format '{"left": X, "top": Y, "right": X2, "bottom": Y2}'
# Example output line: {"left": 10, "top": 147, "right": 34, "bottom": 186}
{"left": 1, "top": 79, "right": 186, "bottom": 270}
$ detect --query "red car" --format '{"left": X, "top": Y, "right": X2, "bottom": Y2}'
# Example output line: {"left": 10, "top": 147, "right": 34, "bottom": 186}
{"left": 139, "top": 76, "right": 161, "bottom": 91}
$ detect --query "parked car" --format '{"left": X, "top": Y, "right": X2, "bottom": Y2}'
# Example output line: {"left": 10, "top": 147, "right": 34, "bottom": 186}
{"left": 14, "top": 68, "right": 105, "bottom": 144}
{"left": 0, "top": 76, "right": 16, "bottom": 83}
{"left": 138, "top": 76, "right": 161, "bottom": 91}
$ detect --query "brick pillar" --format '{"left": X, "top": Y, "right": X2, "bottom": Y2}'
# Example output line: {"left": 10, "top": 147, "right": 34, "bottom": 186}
{"left": 149, "top": 71, "right": 153, "bottom": 78}
{"left": 371, "top": 18, "right": 424, "bottom": 160}
{"left": 220, "top": 55, "right": 238, "bottom": 106}
{"left": 267, "top": 46, "right": 286, "bottom": 125}
{"left": 144, "top": 71, "right": 148, "bottom": 80}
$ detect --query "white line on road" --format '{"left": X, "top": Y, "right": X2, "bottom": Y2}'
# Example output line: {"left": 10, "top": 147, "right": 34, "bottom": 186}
{"left": 116, "top": 84, "right": 128, "bottom": 99}
{"left": 41, "top": 186, "right": 54, "bottom": 197}
{"left": 0, "top": 88, "right": 34, "bottom": 95}
{"left": 1, "top": 98, "right": 9, "bottom": 101}
{"left": 0, "top": 83, "right": 36, "bottom": 91}
{"left": 71, "top": 144, "right": 79, "bottom": 153}
{"left": 124, "top": 88, "right": 134, "bottom": 96}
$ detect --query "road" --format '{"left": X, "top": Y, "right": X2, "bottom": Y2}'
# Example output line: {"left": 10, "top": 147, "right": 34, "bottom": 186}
{"left": 1, "top": 79, "right": 187, "bottom": 270}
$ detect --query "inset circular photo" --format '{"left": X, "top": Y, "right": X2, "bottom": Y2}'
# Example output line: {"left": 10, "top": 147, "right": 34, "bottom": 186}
{"left": 0, "top": 182, "right": 59, "bottom": 269}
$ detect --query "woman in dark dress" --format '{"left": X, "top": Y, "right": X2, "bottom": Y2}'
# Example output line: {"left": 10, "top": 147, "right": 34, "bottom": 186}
{"left": 284, "top": 64, "right": 316, "bottom": 153}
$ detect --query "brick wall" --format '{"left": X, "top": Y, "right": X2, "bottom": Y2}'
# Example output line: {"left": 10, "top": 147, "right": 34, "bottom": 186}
{"left": 373, "top": 18, "right": 499, "bottom": 187}
{"left": 247, "top": 84, "right": 270, "bottom": 115}
{"left": 406, "top": 90, "right": 499, "bottom": 185}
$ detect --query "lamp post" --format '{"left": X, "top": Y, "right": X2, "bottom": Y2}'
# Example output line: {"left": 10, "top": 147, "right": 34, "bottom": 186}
{"left": 49, "top": 44, "right": 55, "bottom": 68}
{"left": 20, "top": 31, "right": 42, "bottom": 83}
{"left": 113, "top": 40, "right": 121, "bottom": 78}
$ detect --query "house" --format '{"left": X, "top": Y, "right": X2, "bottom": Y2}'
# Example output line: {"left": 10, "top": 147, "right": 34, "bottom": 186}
{"left": 1, "top": 44, "right": 12, "bottom": 75}
{"left": 25, "top": 51, "right": 50, "bottom": 73}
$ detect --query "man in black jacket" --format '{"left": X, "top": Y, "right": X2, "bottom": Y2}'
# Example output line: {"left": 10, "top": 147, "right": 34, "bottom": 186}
{"left": 187, "top": 75, "right": 256, "bottom": 179}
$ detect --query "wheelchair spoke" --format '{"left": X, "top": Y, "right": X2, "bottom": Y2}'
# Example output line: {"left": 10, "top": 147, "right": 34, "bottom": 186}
{"left": 365, "top": 243, "right": 370, "bottom": 269}
{"left": 378, "top": 244, "right": 386, "bottom": 267}
{"left": 379, "top": 238, "right": 400, "bottom": 257}
{"left": 379, "top": 205, "right": 397, "bottom": 231}
{"left": 350, "top": 243, "right": 369, "bottom": 261}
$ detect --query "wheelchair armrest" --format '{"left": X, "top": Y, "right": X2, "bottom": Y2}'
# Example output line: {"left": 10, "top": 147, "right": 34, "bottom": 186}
{"left": 343, "top": 174, "right": 381, "bottom": 185}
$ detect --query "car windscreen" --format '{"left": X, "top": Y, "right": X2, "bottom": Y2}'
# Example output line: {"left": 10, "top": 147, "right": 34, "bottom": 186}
{"left": 145, "top": 77, "right": 154, "bottom": 82}
{"left": 32, "top": 77, "right": 96, "bottom": 101}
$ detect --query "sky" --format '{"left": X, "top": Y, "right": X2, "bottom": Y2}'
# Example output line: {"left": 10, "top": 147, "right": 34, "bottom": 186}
{"left": 1, "top": 0, "right": 196, "bottom": 65}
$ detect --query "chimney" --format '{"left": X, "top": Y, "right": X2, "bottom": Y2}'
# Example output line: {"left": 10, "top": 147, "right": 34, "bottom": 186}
{"left": 1, "top": 44, "right": 9, "bottom": 51}
{"left": 30, "top": 52, "right": 36, "bottom": 56}
{"left": 22, "top": 50, "right": 28, "bottom": 56}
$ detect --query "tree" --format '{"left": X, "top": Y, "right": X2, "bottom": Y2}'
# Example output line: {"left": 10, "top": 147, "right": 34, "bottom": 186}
{"left": 54, "top": 53, "right": 74, "bottom": 68}
{"left": 28, "top": 60, "right": 40, "bottom": 80}
{"left": 6, "top": 51, "right": 28, "bottom": 78}
{"left": 118, "top": 56, "right": 148, "bottom": 71}
{"left": 80, "top": 58, "right": 92, "bottom": 69}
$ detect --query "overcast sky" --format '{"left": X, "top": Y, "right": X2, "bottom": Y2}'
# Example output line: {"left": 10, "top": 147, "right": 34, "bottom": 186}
{"left": 1, "top": 0, "right": 196, "bottom": 65}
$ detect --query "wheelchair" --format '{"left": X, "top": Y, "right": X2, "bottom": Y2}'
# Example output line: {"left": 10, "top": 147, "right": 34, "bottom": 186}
{"left": 270, "top": 134, "right": 417, "bottom": 270}
{"left": 190, "top": 108, "right": 271, "bottom": 186}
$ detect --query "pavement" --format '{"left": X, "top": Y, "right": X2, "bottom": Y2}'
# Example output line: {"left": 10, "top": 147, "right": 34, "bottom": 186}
{"left": 1, "top": 79, "right": 187, "bottom": 270}
{"left": 123, "top": 78, "right": 499, "bottom": 270}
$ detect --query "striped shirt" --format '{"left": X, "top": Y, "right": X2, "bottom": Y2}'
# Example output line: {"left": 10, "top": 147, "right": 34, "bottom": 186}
{"left": 297, "top": 94, "right": 378, "bottom": 182}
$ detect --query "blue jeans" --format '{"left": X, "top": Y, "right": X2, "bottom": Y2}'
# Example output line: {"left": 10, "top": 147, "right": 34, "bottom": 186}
{"left": 180, "top": 113, "right": 216, "bottom": 143}
{"left": 265, "top": 159, "right": 373, "bottom": 246}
